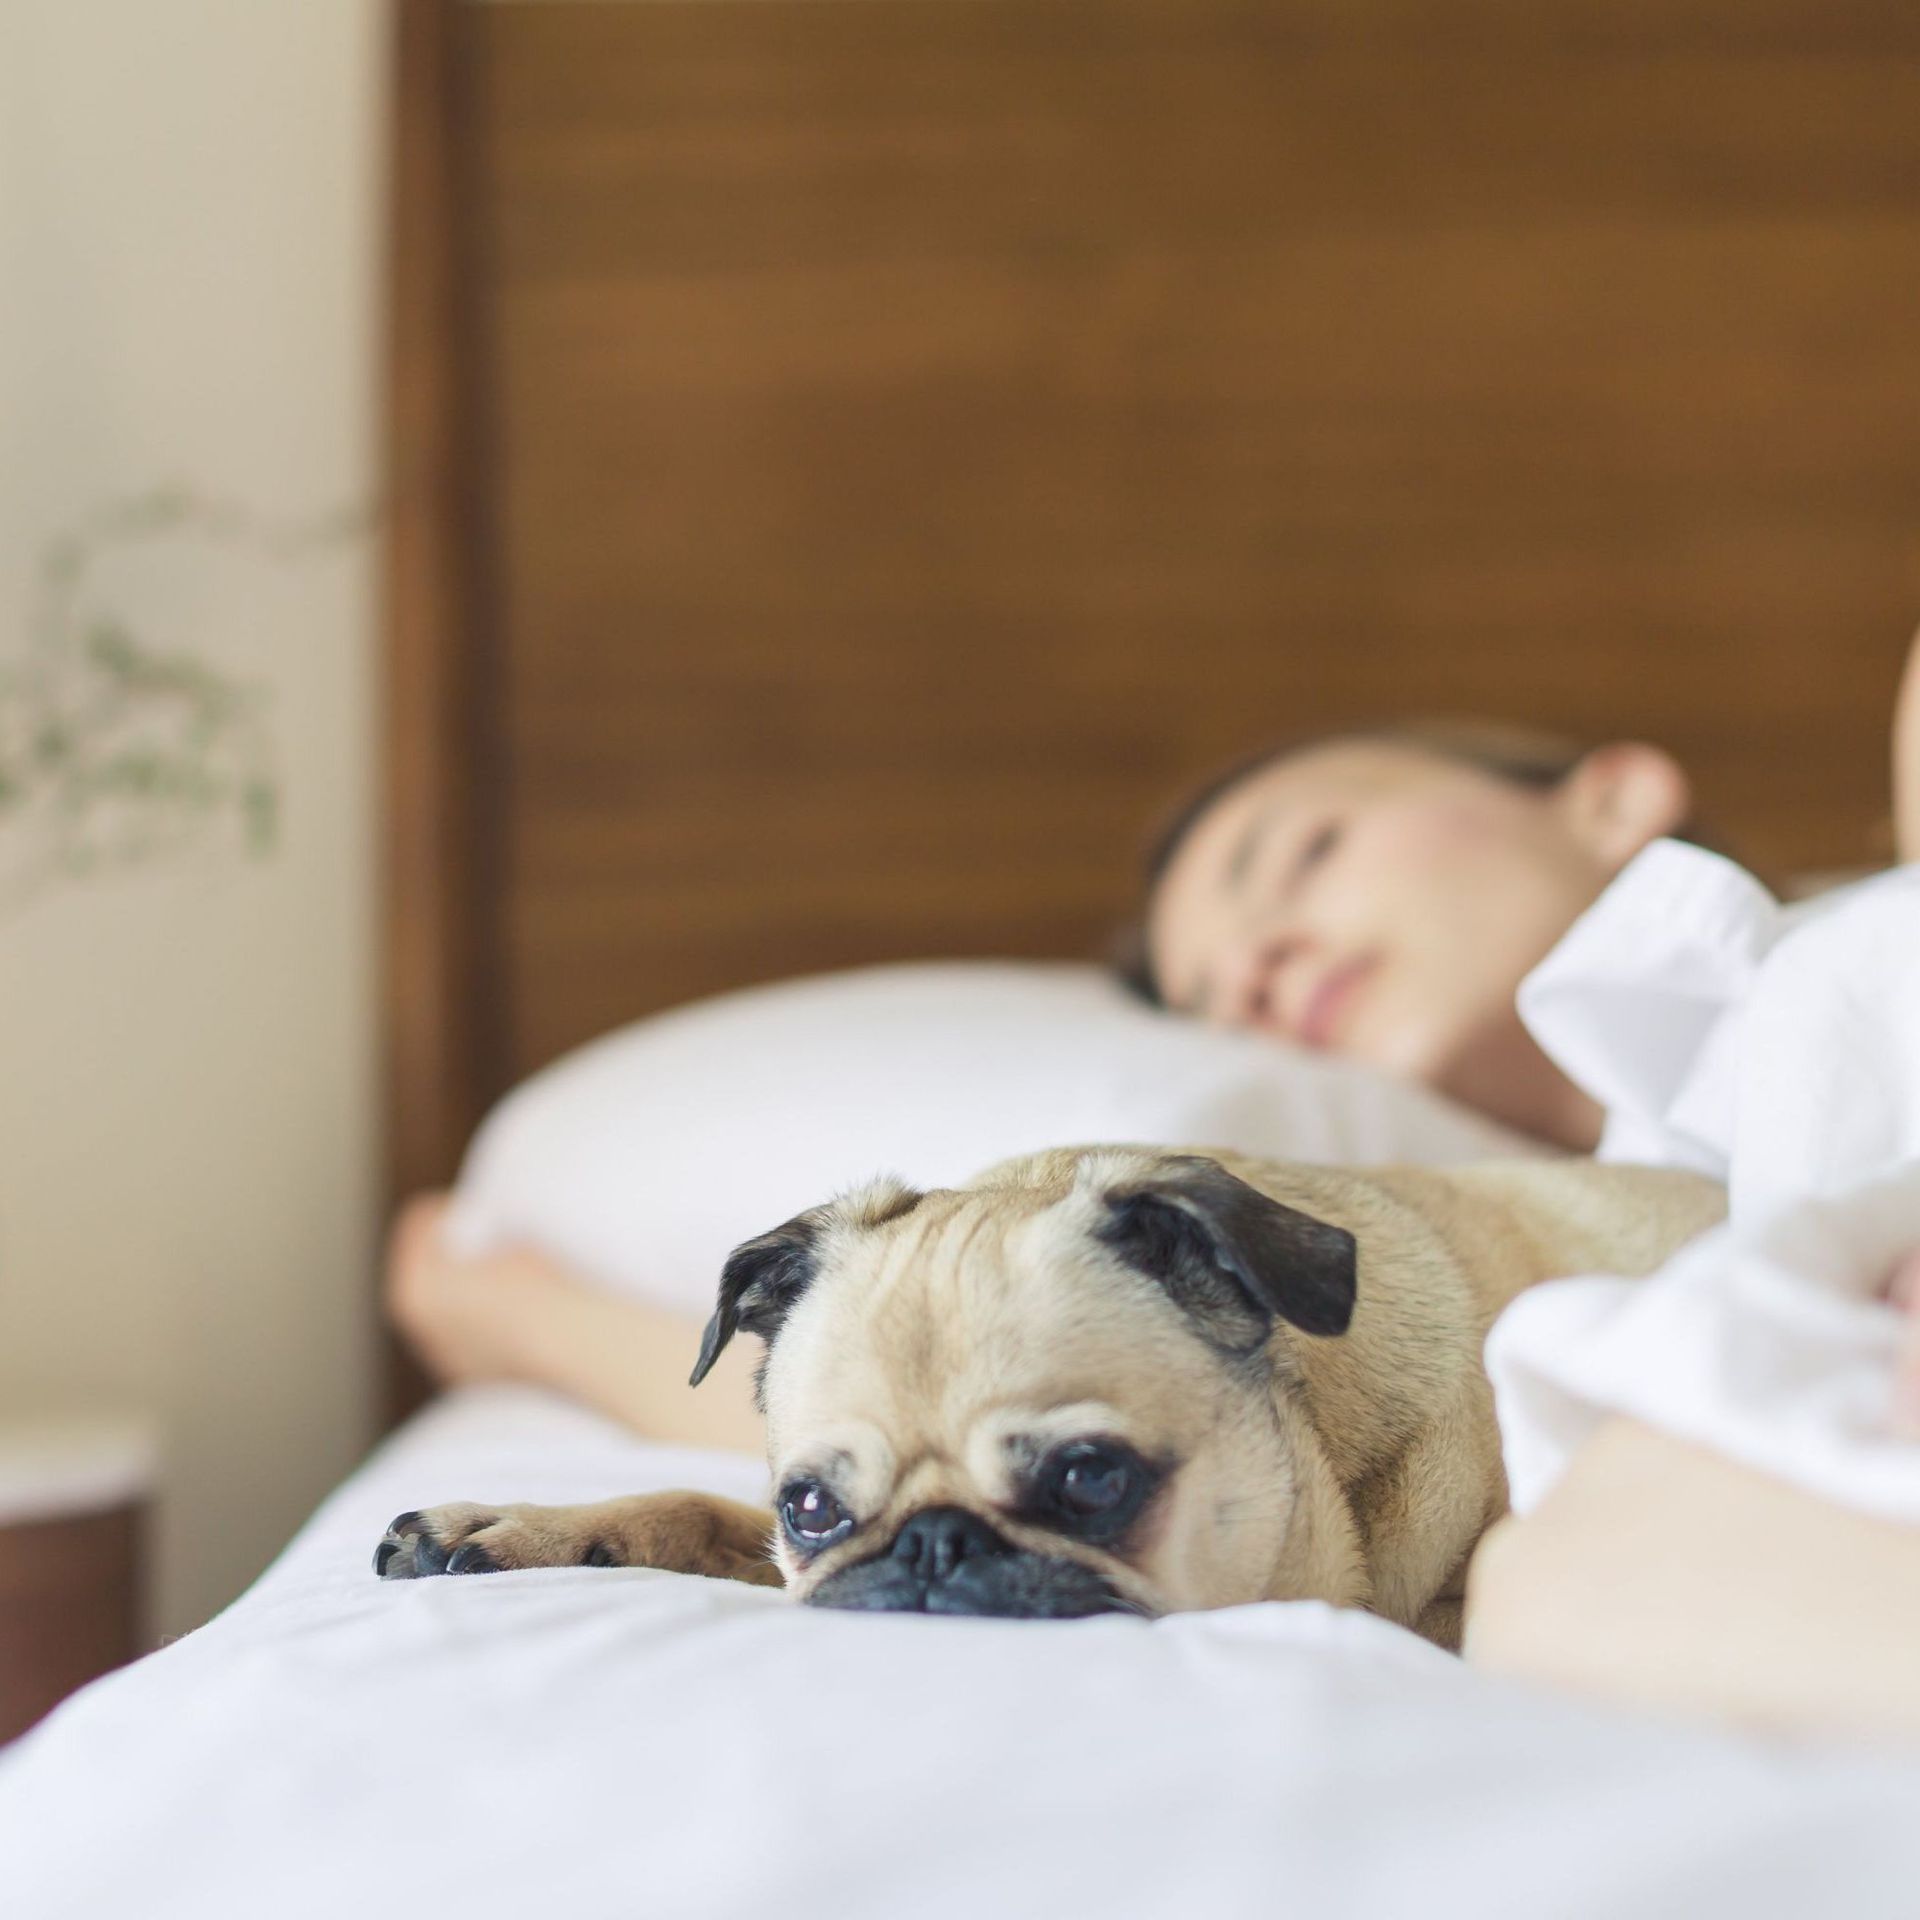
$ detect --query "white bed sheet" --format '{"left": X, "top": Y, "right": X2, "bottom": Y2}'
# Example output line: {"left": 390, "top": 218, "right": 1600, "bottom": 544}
{"left": 3, "top": 1385, "right": 1915, "bottom": 1920}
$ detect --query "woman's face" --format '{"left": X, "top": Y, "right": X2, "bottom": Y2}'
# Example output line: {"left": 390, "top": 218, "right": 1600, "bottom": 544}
{"left": 1145, "top": 740, "right": 1683, "bottom": 1111}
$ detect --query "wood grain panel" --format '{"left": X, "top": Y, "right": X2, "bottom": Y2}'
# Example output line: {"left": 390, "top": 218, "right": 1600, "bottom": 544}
{"left": 450, "top": 0, "right": 1919, "bottom": 1077}
{"left": 385, "top": 0, "right": 504, "bottom": 1194}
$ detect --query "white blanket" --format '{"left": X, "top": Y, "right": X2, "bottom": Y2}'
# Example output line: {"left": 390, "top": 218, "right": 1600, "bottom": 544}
{"left": 1492, "top": 844, "right": 1920, "bottom": 1520}
{"left": 3, "top": 1385, "right": 1916, "bottom": 1919}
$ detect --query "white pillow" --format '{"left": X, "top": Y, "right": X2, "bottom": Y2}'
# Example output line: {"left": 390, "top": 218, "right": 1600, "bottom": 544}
{"left": 449, "top": 962, "right": 1538, "bottom": 1316}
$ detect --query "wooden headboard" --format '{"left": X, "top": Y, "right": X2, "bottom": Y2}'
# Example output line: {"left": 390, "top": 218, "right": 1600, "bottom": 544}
{"left": 385, "top": 0, "right": 1920, "bottom": 1245}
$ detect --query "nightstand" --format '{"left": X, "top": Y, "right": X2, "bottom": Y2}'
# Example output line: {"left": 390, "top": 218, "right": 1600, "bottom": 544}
{"left": 0, "top": 1419, "right": 155, "bottom": 1745}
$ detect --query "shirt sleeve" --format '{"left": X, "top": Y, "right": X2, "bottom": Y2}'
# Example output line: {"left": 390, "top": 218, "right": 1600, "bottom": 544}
{"left": 1516, "top": 839, "right": 1781, "bottom": 1181}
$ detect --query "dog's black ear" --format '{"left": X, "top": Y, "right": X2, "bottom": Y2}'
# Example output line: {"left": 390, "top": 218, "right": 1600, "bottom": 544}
{"left": 690, "top": 1179, "right": 924, "bottom": 1388}
{"left": 1097, "top": 1156, "right": 1357, "bottom": 1351}
{"left": 689, "top": 1213, "right": 823, "bottom": 1388}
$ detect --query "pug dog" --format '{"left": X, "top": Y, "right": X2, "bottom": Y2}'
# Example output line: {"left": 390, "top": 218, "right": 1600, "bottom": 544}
{"left": 374, "top": 1148, "right": 1722, "bottom": 1647}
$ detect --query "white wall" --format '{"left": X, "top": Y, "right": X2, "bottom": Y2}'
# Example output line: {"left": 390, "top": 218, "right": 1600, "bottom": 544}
{"left": 0, "top": 2, "right": 385, "bottom": 1637}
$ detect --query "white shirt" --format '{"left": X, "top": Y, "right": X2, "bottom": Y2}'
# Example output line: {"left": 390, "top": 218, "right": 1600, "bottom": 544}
{"left": 1520, "top": 839, "right": 1920, "bottom": 1220}
{"left": 1485, "top": 841, "right": 1920, "bottom": 1523}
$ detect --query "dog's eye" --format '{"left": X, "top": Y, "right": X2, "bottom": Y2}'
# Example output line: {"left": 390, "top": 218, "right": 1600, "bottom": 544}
{"left": 779, "top": 1481, "right": 853, "bottom": 1548}
{"left": 1049, "top": 1445, "right": 1135, "bottom": 1519}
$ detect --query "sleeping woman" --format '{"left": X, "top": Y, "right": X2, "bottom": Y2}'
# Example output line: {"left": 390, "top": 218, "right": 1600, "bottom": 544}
{"left": 384, "top": 708, "right": 1748, "bottom": 1450}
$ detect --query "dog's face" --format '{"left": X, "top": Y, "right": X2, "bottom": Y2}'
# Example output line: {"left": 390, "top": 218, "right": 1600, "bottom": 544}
{"left": 689, "top": 1149, "right": 1358, "bottom": 1620}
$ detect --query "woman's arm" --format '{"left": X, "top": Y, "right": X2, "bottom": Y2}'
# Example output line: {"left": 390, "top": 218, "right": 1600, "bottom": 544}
{"left": 1896, "top": 624, "right": 1920, "bottom": 864}
{"left": 1465, "top": 1417, "right": 1920, "bottom": 1740}
{"left": 386, "top": 1195, "right": 765, "bottom": 1455}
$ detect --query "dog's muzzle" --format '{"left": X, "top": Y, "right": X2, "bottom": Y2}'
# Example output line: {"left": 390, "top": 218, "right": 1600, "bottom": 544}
{"left": 802, "top": 1505, "right": 1137, "bottom": 1619}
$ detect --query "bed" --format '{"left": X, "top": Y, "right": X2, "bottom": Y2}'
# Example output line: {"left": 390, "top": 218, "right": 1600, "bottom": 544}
{"left": 7, "top": 0, "right": 1920, "bottom": 1911}
{"left": 5, "top": 1383, "right": 1918, "bottom": 1919}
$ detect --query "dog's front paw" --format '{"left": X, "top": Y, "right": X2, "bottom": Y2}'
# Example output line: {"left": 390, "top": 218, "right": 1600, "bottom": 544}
{"left": 373, "top": 1492, "right": 785, "bottom": 1587}
{"left": 373, "top": 1502, "right": 623, "bottom": 1580}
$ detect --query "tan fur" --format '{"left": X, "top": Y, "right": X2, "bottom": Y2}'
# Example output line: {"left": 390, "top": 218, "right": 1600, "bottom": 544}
{"left": 378, "top": 1151, "right": 1723, "bottom": 1648}
{"left": 375, "top": 1492, "right": 783, "bottom": 1585}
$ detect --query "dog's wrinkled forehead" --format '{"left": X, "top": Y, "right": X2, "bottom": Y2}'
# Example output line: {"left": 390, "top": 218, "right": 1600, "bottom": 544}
{"left": 690, "top": 1148, "right": 1357, "bottom": 1411}
{"left": 770, "top": 1173, "right": 1192, "bottom": 1414}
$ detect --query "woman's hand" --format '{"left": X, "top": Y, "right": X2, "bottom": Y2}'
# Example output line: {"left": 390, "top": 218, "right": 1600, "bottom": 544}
{"left": 385, "top": 1192, "right": 568, "bottom": 1387}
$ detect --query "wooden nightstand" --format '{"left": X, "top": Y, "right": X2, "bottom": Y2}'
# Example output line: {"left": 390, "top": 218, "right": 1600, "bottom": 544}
{"left": 0, "top": 1420, "right": 155, "bottom": 1745}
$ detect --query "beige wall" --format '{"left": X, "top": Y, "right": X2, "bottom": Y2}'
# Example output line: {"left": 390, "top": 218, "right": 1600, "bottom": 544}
{"left": 0, "top": 3, "right": 385, "bottom": 1636}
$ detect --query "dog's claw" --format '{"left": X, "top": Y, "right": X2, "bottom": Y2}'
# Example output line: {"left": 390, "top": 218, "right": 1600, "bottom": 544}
{"left": 375, "top": 1524, "right": 430, "bottom": 1580}
{"left": 374, "top": 1504, "right": 503, "bottom": 1579}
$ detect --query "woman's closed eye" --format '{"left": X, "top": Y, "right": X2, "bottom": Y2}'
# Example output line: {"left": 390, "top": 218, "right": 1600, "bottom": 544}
{"left": 1268, "top": 819, "right": 1341, "bottom": 900}
{"left": 1296, "top": 819, "right": 1341, "bottom": 874}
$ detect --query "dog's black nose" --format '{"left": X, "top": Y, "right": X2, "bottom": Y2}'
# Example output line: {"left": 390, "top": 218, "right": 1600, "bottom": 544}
{"left": 889, "top": 1507, "right": 1012, "bottom": 1584}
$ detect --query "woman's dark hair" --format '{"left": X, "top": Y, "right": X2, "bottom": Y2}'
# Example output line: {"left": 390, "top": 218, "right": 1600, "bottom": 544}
{"left": 1114, "top": 719, "right": 1726, "bottom": 1006}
